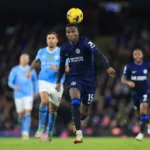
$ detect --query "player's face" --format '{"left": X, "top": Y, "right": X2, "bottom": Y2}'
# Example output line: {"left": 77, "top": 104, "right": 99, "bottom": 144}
{"left": 47, "top": 34, "right": 58, "bottom": 48}
{"left": 66, "top": 27, "right": 79, "bottom": 43}
{"left": 20, "top": 54, "right": 29, "bottom": 66}
{"left": 133, "top": 50, "right": 143, "bottom": 63}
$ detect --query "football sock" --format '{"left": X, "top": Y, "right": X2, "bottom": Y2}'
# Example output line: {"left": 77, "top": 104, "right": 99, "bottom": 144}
{"left": 47, "top": 112, "right": 57, "bottom": 137}
{"left": 71, "top": 98, "right": 81, "bottom": 130}
{"left": 140, "top": 114, "right": 148, "bottom": 133}
{"left": 38, "top": 103, "right": 48, "bottom": 131}
{"left": 23, "top": 112, "right": 31, "bottom": 133}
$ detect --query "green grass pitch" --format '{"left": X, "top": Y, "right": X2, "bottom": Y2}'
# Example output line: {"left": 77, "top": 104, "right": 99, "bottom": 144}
{"left": 0, "top": 137, "right": 150, "bottom": 150}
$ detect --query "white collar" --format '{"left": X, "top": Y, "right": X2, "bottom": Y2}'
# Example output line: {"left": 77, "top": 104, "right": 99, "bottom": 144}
{"left": 46, "top": 47, "right": 58, "bottom": 54}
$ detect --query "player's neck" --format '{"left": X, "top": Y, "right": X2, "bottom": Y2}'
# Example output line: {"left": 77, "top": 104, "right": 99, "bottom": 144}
{"left": 20, "top": 64, "right": 27, "bottom": 68}
{"left": 70, "top": 38, "right": 79, "bottom": 45}
{"left": 47, "top": 46, "right": 56, "bottom": 51}
{"left": 134, "top": 61, "right": 143, "bottom": 65}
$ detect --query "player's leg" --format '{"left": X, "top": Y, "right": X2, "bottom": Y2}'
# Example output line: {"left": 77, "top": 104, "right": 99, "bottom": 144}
{"left": 136, "top": 94, "right": 149, "bottom": 141}
{"left": 47, "top": 101, "right": 57, "bottom": 142}
{"left": 80, "top": 87, "right": 95, "bottom": 121}
{"left": 46, "top": 84, "right": 63, "bottom": 142}
{"left": 72, "top": 104, "right": 90, "bottom": 133}
{"left": 14, "top": 99, "right": 25, "bottom": 138}
{"left": 22, "top": 97, "right": 34, "bottom": 139}
{"left": 35, "top": 91, "right": 48, "bottom": 138}
{"left": 35, "top": 80, "right": 49, "bottom": 138}
{"left": 69, "top": 87, "right": 83, "bottom": 144}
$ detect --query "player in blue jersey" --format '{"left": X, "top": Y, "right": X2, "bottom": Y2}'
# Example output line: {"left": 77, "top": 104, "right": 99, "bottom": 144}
{"left": 55, "top": 24, "right": 115, "bottom": 144}
{"left": 8, "top": 54, "right": 38, "bottom": 139}
{"left": 26, "top": 32, "right": 68, "bottom": 142}
{"left": 122, "top": 49, "right": 150, "bottom": 141}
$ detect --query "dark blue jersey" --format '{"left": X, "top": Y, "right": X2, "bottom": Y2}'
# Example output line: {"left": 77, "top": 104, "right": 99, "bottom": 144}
{"left": 60, "top": 37, "right": 97, "bottom": 86}
{"left": 123, "top": 61, "right": 150, "bottom": 94}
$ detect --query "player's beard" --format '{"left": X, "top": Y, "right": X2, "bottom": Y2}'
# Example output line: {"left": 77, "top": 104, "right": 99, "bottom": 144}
{"left": 135, "top": 59, "right": 143, "bottom": 64}
{"left": 69, "top": 36, "right": 78, "bottom": 45}
{"left": 48, "top": 45, "right": 56, "bottom": 50}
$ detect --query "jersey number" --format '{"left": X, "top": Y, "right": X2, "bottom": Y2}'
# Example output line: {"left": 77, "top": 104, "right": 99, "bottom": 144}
{"left": 88, "top": 94, "right": 94, "bottom": 104}
{"left": 143, "top": 94, "right": 148, "bottom": 102}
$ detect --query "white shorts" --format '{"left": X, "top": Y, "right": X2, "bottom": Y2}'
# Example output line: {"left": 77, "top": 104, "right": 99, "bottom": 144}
{"left": 38, "top": 80, "right": 63, "bottom": 106}
{"left": 15, "top": 96, "right": 33, "bottom": 113}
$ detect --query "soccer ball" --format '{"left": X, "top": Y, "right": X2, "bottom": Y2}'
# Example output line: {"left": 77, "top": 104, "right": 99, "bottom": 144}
{"left": 67, "top": 8, "right": 83, "bottom": 24}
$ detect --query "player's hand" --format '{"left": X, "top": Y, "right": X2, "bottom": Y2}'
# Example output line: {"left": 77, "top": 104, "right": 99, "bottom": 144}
{"left": 14, "top": 85, "right": 20, "bottom": 91}
{"left": 50, "top": 65, "right": 58, "bottom": 70}
{"left": 26, "top": 71, "right": 32, "bottom": 78}
{"left": 107, "top": 67, "right": 115, "bottom": 78}
{"left": 55, "top": 83, "right": 61, "bottom": 92}
{"left": 127, "top": 81, "right": 135, "bottom": 88}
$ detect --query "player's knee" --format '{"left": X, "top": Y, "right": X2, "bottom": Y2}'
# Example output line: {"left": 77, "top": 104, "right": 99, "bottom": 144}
{"left": 71, "top": 98, "right": 81, "bottom": 105}
{"left": 49, "top": 107, "right": 57, "bottom": 113}
{"left": 80, "top": 114, "right": 88, "bottom": 120}
{"left": 140, "top": 103, "right": 148, "bottom": 114}
{"left": 18, "top": 113, "right": 24, "bottom": 119}
{"left": 41, "top": 99, "right": 48, "bottom": 105}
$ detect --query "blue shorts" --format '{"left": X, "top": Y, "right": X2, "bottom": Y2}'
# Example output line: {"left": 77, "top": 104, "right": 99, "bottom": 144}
{"left": 68, "top": 78, "right": 95, "bottom": 105}
{"left": 132, "top": 92, "right": 150, "bottom": 111}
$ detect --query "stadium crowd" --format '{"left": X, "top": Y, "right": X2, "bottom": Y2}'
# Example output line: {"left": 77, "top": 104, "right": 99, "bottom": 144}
{"left": 0, "top": 9, "right": 150, "bottom": 137}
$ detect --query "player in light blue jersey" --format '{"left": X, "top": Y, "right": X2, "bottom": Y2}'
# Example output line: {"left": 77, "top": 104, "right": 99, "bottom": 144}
{"left": 26, "top": 32, "right": 69, "bottom": 142}
{"left": 122, "top": 49, "right": 150, "bottom": 141}
{"left": 8, "top": 53, "right": 38, "bottom": 139}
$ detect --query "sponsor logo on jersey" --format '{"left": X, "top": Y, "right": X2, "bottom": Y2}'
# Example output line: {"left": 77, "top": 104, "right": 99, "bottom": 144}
{"left": 68, "top": 56, "right": 84, "bottom": 63}
{"left": 131, "top": 76, "right": 147, "bottom": 81}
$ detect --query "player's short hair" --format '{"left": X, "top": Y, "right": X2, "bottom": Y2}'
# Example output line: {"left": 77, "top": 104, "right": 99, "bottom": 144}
{"left": 133, "top": 48, "right": 143, "bottom": 53}
{"left": 66, "top": 23, "right": 78, "bottom": 29}
{"left": 46, "top": 31, "right": 58, "bottom": 38}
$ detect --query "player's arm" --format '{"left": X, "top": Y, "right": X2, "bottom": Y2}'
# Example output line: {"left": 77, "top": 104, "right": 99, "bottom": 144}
{"left": 86, "top": 39, "right": 115, "bottom": 77}
{"left": 56, "top": 46, "right": 66, "bottom": 91}
{"left": 8, "top": 68, "right": 19, "bottom": 90}
{"left": 121, "top": 65, "right": 135, "bottom": 88}
{"left": 26, "top": 50, "right": 41, "bottom": 78}
{"left": 56, "top": 46, "right": 66, "bottom": 83}
{"left": 31, "top": 70, "right": 39, "bottom": 97}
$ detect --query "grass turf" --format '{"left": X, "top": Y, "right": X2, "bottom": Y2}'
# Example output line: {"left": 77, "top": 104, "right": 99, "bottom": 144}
{"left": 0, "top": 137, "right": 150, "bottom": 150}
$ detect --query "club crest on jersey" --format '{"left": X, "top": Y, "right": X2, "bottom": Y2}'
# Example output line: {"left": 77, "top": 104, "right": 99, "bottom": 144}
{"left": 54, "top": 55, "right": 59, "bottom": 60}
{"left": 143, "top": 69, "right": 148, "bottom": 74}
{"left": 75, "top": 49, "right": 80, "bottom": 54}
{"left": 48, "top": 56, "right": 52, "bottom": 60}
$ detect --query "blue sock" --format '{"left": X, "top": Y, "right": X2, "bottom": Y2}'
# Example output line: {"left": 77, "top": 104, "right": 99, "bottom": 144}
{"left": 47, "top": 112, "right": 57, "bottom": 137}
{"left": 38, "top": 103, "right": 48, "bottom": 131}
{"left": 22, "top": 113, "right": 31, "bottom": 133}
{"left": 140, "top": 114, "right": 148, "bottom": 133}
{"left": 18, "top": 117, "right": 24, "bottom": 132}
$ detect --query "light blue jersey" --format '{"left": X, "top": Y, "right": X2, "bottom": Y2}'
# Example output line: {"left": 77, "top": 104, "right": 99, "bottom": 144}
{"left": 35, "top": 46, "right": 66, "bottom": 84}
{"left": 8, "top": 65, "right": 38, "bottom": 99}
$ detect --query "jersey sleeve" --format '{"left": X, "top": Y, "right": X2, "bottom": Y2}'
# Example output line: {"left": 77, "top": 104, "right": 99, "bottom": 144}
{"left": 122, "top": 65, "right": 130, "bottom": 77}
{"left": 35, "top": 49, "right": 41, "bottom": 61}
{"left": 56, "top": 46, "right": 66, "bottom": 83}
{"left": 148, "top": 62, "right": 150, "bottom": 72}
{"left": 84, "top": 38, "right": 98, "bottom": 52}
{"left": 8, "top": 67, "right": 16, "bottom": 89}
{"left": 60, "top": 46, "right": 67, "bottom": 63}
